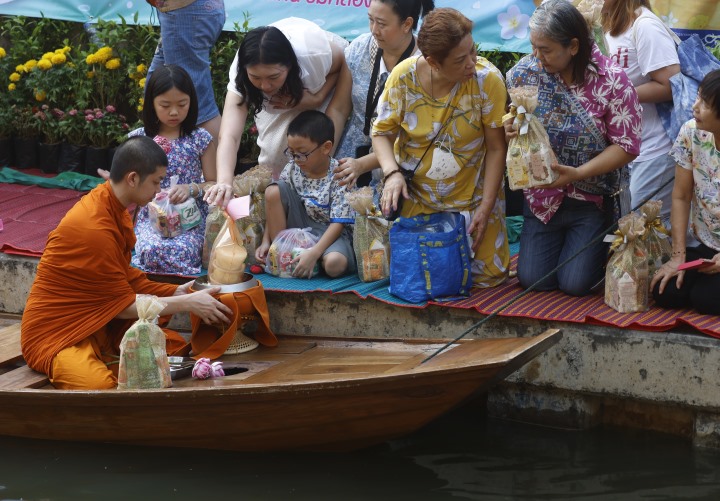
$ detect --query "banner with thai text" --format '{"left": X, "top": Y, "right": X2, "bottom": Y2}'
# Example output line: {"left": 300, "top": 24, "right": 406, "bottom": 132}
{"left": 0, "top": 0, "right": 718, "bottom": 52}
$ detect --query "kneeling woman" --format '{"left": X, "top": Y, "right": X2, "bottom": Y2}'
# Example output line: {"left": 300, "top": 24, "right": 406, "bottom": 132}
{"left": 651, "top": 70, "right": 720, "bottom": 315}
{"left": 373, "top": 8, "right": 510, "bottom": 288}
{"left": 506, "top": 0, "right": 641, "bottom": 296}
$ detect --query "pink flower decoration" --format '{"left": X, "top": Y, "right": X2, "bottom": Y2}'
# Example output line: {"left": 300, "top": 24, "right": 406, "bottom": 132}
{"left": 153, "top": 135, "right": 172, "bottom": 154}
{"left": 105, "top": 105, "right": 116, "bottom": 113}
{"left": 95, "top": 111, "right": 104, "bottom": 119}
{"left": 68, "top": 109, "right": 78, "bottom": 116}
{"left": 192, "top": 358, "right": 225, "bottom": 379}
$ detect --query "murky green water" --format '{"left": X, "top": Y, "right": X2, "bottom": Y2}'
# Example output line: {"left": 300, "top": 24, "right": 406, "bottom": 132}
{"left": 2, "top": 404, "right": 720, "bottom": 500}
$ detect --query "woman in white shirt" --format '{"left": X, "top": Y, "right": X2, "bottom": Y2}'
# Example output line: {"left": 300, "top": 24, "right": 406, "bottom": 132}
{"left": 603, "top": 0, "right": 680, "bottom": 225}
{"left": 205, "top": 18, "right": 348, "bottom": 207}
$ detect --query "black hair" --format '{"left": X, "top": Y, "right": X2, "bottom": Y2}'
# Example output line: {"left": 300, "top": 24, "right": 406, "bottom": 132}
{"left": 234, "top": 26, "right": 304, "bottom": 116}
{"left": 530, "top": 0, "right": 594, "bottom": 85}
{"left": 109, "top": 135, "right": 168, "bottom": 183}
{"left": 377, "top": 0, "right": 435, "bottom": 29}
{"left": 699, "top": 69, "right": 720, "bottom": 118}
{"left": 287, "top": 110, "right": 335, "bottom": 145}
{"left": 142, "top": 64, "right": 198, "bottom": 138}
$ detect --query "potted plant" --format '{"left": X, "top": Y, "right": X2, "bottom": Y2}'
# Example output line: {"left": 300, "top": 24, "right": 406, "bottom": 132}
{"left": 11, "top": 104, "right": 40, "bottom": 169}
{"left": 0, "top": 45, "right": 15, "bottom": 167}
{"left": 84, "top": 105, "right": 129, "bottom": 176}
{"left": 34, "top": 105, "right": 64, "bottom": 173}
{"left": 56, "top": 108, "right": 88, "bottom": 173}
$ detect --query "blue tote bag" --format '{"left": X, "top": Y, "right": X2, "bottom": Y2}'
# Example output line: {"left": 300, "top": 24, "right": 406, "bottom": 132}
{"left": 388, "top": 212, "right": 472, "bottom": 303}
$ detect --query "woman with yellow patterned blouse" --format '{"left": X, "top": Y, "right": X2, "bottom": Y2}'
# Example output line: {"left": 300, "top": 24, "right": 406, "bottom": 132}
{"left": 371, "top": 7, "right": 509, "bottom": 288}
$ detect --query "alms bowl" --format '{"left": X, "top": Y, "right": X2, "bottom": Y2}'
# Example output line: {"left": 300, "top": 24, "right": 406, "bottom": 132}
{"left": 191, "top": 273, "right": 258, "bottom": 293}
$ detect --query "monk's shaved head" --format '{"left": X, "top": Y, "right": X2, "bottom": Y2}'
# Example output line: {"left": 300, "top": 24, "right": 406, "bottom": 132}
{"left": 110, "top": 136, "right": 168, "bottom": 183}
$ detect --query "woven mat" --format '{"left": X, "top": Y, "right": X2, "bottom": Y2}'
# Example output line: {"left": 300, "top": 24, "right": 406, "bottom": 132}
{"left": 0, "top": 182, "right": 84, "bottom": 256}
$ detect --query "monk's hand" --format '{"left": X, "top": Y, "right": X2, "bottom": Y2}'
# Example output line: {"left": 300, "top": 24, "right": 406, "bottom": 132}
{"left": 536, "top": 163, "right": 579, "bottom": 190}
{"left": 168, "top": 184, "right": 190, "bottom": 205}
{"left": 190, "top": 288, "right": 232, "bottom": 325}
{"left": 97, "top": 168, "right": 110, "bottom": 181}
{"left": 175, "top": 281, "right": 195, "bottom": 295}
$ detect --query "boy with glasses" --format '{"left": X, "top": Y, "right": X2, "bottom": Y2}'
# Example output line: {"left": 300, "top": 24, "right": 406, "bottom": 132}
{"left": 255, "top": 110, "right": 356, "bottom": 278}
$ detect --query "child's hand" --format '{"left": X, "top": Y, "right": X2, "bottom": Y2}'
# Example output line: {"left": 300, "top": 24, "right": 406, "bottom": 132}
{"left": 168, "top": 184, "right": 190, "bottom": 205}
{"left": 291, "top": 249, "right": 320, "bottom": 279}
{"left": 255, "top": 240, "right": 270, "bottom": 263}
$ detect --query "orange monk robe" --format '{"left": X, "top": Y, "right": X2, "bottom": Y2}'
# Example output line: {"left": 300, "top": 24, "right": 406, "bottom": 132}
{"left": 21, "top": 182, "right": 182, "bottom": 377}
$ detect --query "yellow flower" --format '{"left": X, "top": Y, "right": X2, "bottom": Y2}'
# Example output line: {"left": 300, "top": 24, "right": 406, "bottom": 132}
{"left": 8, "top": 83, "right": 15, "bottom": 91}
{"left": 42, "top": 51, "right": 55, "bottom": 61}
{"left": 24, "top": 59, "right": 37, "bottom": 70}
{"left": 35, "top": 90, "right": 46, "bottom": 102}
{"left": 51, "top": 53, "right": 66, "bottom": 65}
{"left": 138, "top": 77, "right": 146, "bottom": 88}
{"left": 86, "top": 53, "right": 98, "bottom": 65}
{"left": 105, "top": 58, "right": 121, "bottom": 70}
{"left": 15, "top": 64, "right": 25, "bottom": 73}
{"left": 9, "top": 72, "right": 20, "bottom": 82}
{"left": 96, "top": 47, "right": 113, "bottom": 63}
{"left": 37, "top": 58, "right": 53, "bottom": 70}
{"left": 0, "top": 47, "right": 6, "bottom": 58}
{"left": 136, "top": 63, "right": 147, "bottom": 74}
{"left": 62, "top": 46, "right": 71, "bottom": 54}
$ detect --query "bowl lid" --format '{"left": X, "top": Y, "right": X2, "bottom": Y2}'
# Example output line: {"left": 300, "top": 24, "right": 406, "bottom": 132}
{"left": 192, "top": 273, "right": 258, "bottom": 293}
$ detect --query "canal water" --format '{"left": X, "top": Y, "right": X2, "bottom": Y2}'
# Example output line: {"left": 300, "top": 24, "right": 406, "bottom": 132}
{"left": 2, "top": 403, "right": 720, "bottom": 500}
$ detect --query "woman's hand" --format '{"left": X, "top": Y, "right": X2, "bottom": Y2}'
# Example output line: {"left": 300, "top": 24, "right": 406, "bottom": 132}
{"left": 468, "top": 206, "right": 491, "bottom": 248}
{"left": 168, "top": 184, "right": 190, "bottom": 204}
{"left": 204, "top": 182, "right": 234, "bottom": 208}
{"left": 651, "top": 256, "right": 685, "bottom": 294}
{"left": 381, "top": 171, "right": 409, "bottom": 217}
{"left": 333, "top": 157, "right": 363, "bottom": 187}
{"left": 503, "top": 118, "right": 518, "bottom": 142}
{"left": 699, "top": 253, "right": 720, "bottom": 275}
{"left": 268, "top": 92, "right": 295, "bottom": 110}
{"left": 175, "top": 281, "right": 194, "bottom": 295}
{"left": 535, "top": 163, "right": 581, "bottom": 189}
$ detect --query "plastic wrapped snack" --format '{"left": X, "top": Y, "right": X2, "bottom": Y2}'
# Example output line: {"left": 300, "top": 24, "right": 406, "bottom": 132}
{"left": 503, "top": 86, "right": 558, "bottom": 190}
{"left": 148, "top": 191, "right": 182, "bottom": 238}
{"left": 347, "top": 187, "right": 391, "bottom": 282}
{"left": 639, "top": 200, "right": 671, "bottom": 277}
{"left": 117, "top": 295, "right": 172, "bottom": 390}
{"left": 202, "top": 206, "right": 225, "bottom": 269}
{"left": 266, "top": 227, "right": 320, "bottom": 278}
{"left": 168, "top": 175, "right": 201, "bottom": 231}
{"left": 605, "top": 213, "right": 649, "bottom": 313}
{"left": 233, "top": 165, "right": 273, "bottom": 266}
{"left": 208, "top": 212, "right": 248, "bottom": 285}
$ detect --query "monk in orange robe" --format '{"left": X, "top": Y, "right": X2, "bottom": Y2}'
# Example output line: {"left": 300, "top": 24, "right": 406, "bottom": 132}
{"left": 21, "top": 136, "right": 232, "bottom": 390}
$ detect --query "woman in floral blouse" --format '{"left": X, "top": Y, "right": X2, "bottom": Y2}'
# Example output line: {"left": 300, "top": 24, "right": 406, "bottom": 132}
{"left": 505, "top": 0, "right": 642, "bottom": 297}
{"left": 373, "top": 7, "right": 510, "bottom": 288}
{"left": 651, "top": 70, "right": 720, "bottom": 315}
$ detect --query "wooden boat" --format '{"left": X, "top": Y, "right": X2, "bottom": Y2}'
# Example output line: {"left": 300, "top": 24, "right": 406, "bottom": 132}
{"left": 0, "top": 322, "right": 561, "bottom": 452}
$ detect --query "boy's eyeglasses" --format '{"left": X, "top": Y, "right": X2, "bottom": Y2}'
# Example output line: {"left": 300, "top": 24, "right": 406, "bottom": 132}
{"left": 284, "top": 145, "right": 320, "bottom": 163}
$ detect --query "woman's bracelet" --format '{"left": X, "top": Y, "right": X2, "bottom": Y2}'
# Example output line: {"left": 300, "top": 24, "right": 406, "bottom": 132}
{"left": 671, "top": 249, "right": 686, "bottom": 257}
{"left": 188, "top": 183, "right": 196, "bottom": 198}
{"left": 190, "top": 182, "right": 201, "bottom": 198}
{"left": 383, "top": 169, "right": 403, "bottom": 182}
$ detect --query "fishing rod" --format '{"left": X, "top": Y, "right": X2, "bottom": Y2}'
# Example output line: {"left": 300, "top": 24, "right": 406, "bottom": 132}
{"left": 421, "top": 173, "right": 676, "bottom": 364}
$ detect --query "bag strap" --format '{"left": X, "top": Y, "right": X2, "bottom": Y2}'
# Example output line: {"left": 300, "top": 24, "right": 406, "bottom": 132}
{"left": 363, "top": 37, "right": 416, "bottom": 137}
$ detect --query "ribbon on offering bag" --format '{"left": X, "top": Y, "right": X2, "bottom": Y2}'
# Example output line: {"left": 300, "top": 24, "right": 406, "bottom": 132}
{"left": 506, "top": 105, "right": 532, "bottom": 136}
{"left": 192, "top": 358, "right": 225, "bottom": 379}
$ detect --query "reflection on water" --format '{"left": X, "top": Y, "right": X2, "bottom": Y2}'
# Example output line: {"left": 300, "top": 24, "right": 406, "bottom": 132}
{"left": 2, "top": 403, "right": 720, "bottom": 500}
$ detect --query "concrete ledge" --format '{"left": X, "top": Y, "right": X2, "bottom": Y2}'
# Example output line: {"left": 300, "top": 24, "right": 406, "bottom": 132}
{"left": 5, "top": 252, "right": 720, "bottom": 446}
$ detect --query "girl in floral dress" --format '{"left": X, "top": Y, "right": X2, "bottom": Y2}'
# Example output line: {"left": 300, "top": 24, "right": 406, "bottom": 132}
{"left": 130, "top": 64, "right": 216, "bottom": 275}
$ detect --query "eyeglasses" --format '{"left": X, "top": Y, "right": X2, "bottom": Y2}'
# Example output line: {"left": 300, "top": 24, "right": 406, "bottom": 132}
{"left": 284, "top": 145, "right": 321, "bottom": 163}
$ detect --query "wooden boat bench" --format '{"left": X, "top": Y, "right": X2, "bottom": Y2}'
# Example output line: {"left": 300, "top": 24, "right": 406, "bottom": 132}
{"left": 0, "top": 324, "right": 49, "bottom": 389}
